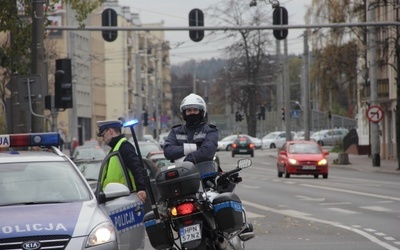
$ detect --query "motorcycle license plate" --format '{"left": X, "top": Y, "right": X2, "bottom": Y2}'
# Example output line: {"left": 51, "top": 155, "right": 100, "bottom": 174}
{"left": 179, "top": 224, "right": 201, "bottom": 243}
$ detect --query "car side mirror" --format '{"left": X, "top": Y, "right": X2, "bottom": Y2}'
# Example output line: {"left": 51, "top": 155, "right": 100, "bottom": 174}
{"left": 279, "top": 150, "right": 286, "bottom": 155}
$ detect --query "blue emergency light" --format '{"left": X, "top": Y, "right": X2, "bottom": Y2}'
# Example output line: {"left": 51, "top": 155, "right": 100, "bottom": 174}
{"left": 122, "top": 119, "right": 139, "bottom": 128}
{"left": 0, "top": 133, "right": 60, "bottom": 148}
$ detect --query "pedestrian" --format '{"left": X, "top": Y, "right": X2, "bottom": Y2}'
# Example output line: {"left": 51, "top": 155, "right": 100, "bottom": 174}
{"left": 163, "top": 93, "right": 218, "bottom": 167}
{"left": 96, "top": 119, "right": 147, "bottom": 203}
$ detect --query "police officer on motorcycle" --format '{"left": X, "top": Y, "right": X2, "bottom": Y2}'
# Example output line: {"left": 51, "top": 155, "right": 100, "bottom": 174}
{"left": 164, "top": 93, "right": 218, "bottom": 165}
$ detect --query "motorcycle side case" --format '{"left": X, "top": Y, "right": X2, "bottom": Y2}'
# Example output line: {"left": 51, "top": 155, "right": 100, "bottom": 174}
{"left": 143, "top": 211, "right": 174, "bottom": 249}
{"left": 212, "top": 192, "right": 244, "bottom": 233}
{"left": 155, "top": 161, "right": 200, "bottom": 199}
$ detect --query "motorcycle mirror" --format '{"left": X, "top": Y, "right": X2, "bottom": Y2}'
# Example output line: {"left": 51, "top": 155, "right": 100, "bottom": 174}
{"left": 237, "top": 158, "right": 252, "bottom": 169}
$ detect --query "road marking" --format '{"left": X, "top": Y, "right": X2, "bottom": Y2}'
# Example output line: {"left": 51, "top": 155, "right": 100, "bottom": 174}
{"left": 328, "top": 207, "right": 359, "bottom": 214}
{"left": 300, "top": 184, "right": 400, "bottom": 201}
{"left": 320, "top": 202, "right": 352, "bottom": 206}
{"left": 376, "top": 232, "right": 387, "bottom": 236}
{"left": 242, "top": 200, "right": 399, "bottom": 250}
{"left": 360, "top": 206, "right": 393, "bottom": 212}
{"left": 241, "top": 184, "right": 261, "bottom": 189}
{"left": 246, "top": 211, "right": 265, "bottom": 218}
{"left": 296, "top": 195, "right": 325, "bottom": 202}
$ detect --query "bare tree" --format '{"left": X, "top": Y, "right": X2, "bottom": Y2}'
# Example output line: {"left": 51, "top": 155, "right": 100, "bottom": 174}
{"left": 206, "top": 0, "right": 276, "bottom": 136}
{"left": 306, "top": 0, "right": 364, "bottom": 117}
{"left": 0, "top": 0, "right": 102, "bottom": 133}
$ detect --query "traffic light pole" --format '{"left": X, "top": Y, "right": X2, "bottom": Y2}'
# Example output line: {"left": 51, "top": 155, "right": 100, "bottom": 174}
{"left": 46, "top": 21, "right": 400, "bottom": 32}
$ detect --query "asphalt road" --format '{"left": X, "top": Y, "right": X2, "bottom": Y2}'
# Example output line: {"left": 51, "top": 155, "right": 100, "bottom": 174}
{"left": 143, "top": 149, "right": 400, "bottom": 250}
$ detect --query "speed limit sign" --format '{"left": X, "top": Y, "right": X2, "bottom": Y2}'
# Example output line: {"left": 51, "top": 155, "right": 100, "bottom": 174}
{"left": 366, "top": 105, "right": 384, "bottom": 123}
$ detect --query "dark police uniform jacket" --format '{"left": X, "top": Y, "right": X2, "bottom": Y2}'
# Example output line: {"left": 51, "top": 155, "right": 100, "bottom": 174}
{"left": 164, "top": 122, "right": 218, "bottom": 164}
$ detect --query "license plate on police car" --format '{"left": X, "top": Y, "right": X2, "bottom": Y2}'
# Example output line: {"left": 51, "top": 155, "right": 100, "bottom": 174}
{"left": 180, "top": 224, "right": 201, "bottom": 243}
{"left": 302, "top": 165, "right": 316, "bottom": 170}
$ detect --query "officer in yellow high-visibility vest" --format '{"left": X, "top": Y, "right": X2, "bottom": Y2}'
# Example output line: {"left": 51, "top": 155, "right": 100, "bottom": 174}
{"left": 97, "top": 120, "right": 146, "bottom": 203}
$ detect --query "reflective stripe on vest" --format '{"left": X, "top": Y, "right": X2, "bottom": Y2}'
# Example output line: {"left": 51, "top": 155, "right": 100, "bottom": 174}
{"left": 102, "top": 137, "right": 136, "bottom": 190}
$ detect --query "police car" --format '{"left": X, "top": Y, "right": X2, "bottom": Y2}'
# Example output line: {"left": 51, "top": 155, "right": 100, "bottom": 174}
{"left": 0, "top": 132, "right": 145, "bottom": 250}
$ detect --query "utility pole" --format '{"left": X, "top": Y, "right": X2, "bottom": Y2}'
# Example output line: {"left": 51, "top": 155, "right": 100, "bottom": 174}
{"left": 31, "top": 0, "right": 47, "bottom": 132}
{"left": 276, "top": 39, "right": 283, "bottom": 131}
{"left": 283, "top": 38, "right": 291, "bottom": 140}
{"left": 368, "top": 2, "right": 380, "bottom": 167}
{"left": 302, "top": 30, "right": 311, "bottom": 140}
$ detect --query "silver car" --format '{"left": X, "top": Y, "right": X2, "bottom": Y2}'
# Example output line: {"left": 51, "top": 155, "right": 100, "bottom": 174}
{"left": 310, "top": 128, "right": 349, "bottom": 146}
{"left": 0, "top": 132, "right": 145, "bottom": 250}
{"left": 261, "top": 131, "right": 297, "bottom": 149}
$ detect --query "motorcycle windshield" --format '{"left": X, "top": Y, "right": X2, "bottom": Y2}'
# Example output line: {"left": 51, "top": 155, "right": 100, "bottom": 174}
{"left": 196, "top": 161, "right": 217, "bottom": 179}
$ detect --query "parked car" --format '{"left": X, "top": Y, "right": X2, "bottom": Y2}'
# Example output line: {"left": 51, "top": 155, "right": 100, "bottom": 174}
{"left": 249, "top": 136, "right": 262, "bottom": 149}
{"left": 146, "top": 150, "right": 172, "bottom": 168}
{"left": 129, "top": 140, "right": 162, "bottom": 157}
{"left": 277, "top": 140, "right": 329, "bottom": 178}
{"left": 70, "top": 145, "right": 106, "bottom": 162}
{"left": 158, "top": 132, "right": 169, "bottom": 148}
{"left": 232, "top": 136, "right": 255, "bottom": 157}
{"left": 310, "top": 128, "right": 349, "bottom": 146}
{"left": 261, "top": 131, "right": 297, "bottom": 149}
{"left": 143, "top": 134, "right": 156, "bottom": 143}
{"left": 296, "top": 131, "right": 315, "bottom": 140}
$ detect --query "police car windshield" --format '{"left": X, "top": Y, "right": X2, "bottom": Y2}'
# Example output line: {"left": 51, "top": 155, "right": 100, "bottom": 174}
{"left": 0, "top": 162, "right": 91, "bottom": 206}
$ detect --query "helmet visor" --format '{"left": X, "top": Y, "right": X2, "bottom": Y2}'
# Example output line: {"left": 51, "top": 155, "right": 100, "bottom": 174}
{"left": 182, "top": 104, "right": 203, "bottom": 111}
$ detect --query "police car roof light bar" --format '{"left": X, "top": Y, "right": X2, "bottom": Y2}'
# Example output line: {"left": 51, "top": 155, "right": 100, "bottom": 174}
{"left": 122, "top": 119, "right": 139, "bottom": 128}
{"left": 0, "top": 133, "right": 60, "bottom": 148}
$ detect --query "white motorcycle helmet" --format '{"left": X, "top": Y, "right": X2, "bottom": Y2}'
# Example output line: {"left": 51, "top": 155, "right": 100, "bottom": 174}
{"left": 180, "top": 93, "right": 207, "bottom": 117}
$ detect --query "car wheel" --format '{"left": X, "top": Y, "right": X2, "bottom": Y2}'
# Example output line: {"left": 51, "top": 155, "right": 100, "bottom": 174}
{"left": 226, "top": 144, "right": 232, "bottom": 151}
{"left": 317, "top": 141, "right": 324, "bottom": 146}
{"left": 323, "top": 174, "right": 328, "bottom": 179}
{"left": 284, "top": 167, "right": 290, "bottom": 178}
{"left": 314, "top": 174, "right": 318, "bottom": 178}
{"left": 270, "top": 143, "right": 276, "bottom": 149}
{"left": 277, "top": 169, "right": 283, "bottom": 178}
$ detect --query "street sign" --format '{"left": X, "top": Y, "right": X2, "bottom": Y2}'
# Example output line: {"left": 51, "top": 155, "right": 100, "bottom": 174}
{"left": 366, "top": 105, "right": 384, "bottom": 123}
{"left": 291, "top": 110, "right": 299, "bottom": 119}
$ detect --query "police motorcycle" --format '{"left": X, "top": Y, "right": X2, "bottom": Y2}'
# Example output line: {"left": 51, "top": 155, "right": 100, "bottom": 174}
{"left": 144, "top": 159, "right": 254, "bottom": 250}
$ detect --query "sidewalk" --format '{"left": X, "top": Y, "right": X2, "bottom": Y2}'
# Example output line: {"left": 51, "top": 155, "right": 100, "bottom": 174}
{"left": 327, "top": 152, "right": 400, "bottom": 175}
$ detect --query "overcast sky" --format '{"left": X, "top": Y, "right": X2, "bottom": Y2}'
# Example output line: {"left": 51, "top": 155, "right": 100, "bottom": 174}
{"left": 119, "top": 0, "right": 310, "bottom": 65}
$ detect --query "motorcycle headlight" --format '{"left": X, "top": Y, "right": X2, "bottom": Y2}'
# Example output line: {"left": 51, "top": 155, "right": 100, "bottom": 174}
{"left": 86, "top": 222, "right": 116, "bottom": 247}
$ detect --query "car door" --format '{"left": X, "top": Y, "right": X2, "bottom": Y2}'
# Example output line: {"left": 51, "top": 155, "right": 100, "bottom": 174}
{"left": 96, "top": 151, "right": 145, "bottom": 250}
{"left": 276, "top": 132, "right": 286, "bottom": 148}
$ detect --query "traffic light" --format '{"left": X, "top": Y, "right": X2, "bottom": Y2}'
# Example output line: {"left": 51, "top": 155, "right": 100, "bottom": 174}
{"left": 55, "top": 58, "right": 73, "bottom": 109}
{"left": 272, "top": 6, "right": 288, "bottom": 40}
{"left": 328, "top": 111, "right": 332, "bottom": 119}
{"left": 188, "top": 8, "right": 204, "bottom": 42}
{"left": 281, "top": 107, "right": 285, "bottom": 121}
{"left": 102, "top": 8, "right": 118, "bottom": 42}
{"left": 260, "top": 105, "right": 266, "bottom": 120}
{"left": 235, "top": 111, "right": 239, "bottom": 122}
{"left": 143, "top": 111, "right": 149, "bottom": 126}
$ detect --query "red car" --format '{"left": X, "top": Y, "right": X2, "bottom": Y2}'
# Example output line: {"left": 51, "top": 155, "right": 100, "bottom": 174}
{"left": 277, "top": 140, "right": 329, "bottom": 179}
